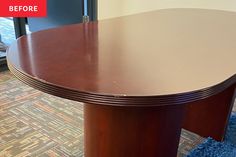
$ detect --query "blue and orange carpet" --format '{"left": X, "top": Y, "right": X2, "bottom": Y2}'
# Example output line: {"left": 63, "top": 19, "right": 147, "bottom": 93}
{"left": 0, "top": 71, "right": 84, "bottom": 156}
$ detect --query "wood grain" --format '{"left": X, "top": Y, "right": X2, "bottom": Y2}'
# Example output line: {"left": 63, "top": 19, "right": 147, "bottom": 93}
{"left": 7, "top": 8, "right": 236, "bottom": 157}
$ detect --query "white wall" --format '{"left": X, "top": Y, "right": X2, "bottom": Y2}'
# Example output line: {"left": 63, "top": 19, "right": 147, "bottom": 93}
{"left": 98, "top": 0, "right": 236, "bottom": 19}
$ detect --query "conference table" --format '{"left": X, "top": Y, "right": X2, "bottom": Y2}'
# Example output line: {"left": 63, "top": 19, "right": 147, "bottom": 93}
{"left": 7, "top": 8, "right": 236, "bottom": 157}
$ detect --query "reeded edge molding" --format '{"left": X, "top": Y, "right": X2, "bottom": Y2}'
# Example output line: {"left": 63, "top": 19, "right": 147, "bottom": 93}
{"left": 7, "top": 60, "right": 236, "bottom": 107}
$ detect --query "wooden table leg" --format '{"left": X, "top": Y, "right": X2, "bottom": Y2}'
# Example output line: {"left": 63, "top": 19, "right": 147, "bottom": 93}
{"left": 84, "top": 104, "right": 185, "bottom": 157}
{"left": 183, "top": 85, "right": 236, "bottom": 141}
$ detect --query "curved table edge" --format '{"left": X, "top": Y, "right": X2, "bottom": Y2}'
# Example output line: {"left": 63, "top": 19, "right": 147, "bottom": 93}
{"left": 7, "top": 60, "right": 236, "bottom": 107}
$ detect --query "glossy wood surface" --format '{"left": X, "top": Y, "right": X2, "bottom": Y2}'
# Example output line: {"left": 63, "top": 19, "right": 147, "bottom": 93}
{"left": 7, "top": 8, "right": 236, "bottom": 106}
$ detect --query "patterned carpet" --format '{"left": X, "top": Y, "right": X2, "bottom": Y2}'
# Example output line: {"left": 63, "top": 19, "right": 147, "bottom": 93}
{"left": 0, "top": 71, "right": 83, "bottom": 157}
{"left": 0, "top": 71, "right": 235, "bottom": 157}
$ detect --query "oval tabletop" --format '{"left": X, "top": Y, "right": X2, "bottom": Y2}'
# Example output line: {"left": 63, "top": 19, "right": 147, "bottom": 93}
{"left": 7, "top": 8, "right": 236, "bottom": 106}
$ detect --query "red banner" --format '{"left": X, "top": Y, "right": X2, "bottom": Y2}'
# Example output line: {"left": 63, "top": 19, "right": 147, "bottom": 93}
{"left": 0, "top": 0, "right": 47, "bottom": 17}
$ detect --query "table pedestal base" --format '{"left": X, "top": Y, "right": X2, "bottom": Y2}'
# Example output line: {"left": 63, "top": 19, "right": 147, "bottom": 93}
{"left": 183, "top": 85, "right": 236, "bottom": 141}
{"left": 84, "top": 104, "right": 185, "bottom": 157}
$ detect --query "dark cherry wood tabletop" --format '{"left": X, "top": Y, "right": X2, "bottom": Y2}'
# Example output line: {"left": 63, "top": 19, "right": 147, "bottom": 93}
{"left": 7, "top": 9, "right": 236, "bottom": 106}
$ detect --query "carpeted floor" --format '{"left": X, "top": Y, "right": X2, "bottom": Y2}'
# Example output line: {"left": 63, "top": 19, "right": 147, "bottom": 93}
{"left": 0, "top": 71, "right": 83, "bottom": 156}
{"left": 0, "top": 71, "right": 235, "bottom": 157}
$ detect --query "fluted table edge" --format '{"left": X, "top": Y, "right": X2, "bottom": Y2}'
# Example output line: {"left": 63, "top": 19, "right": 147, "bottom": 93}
{"left": 7, "top": 60, "right": 236, "bottom": 107}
